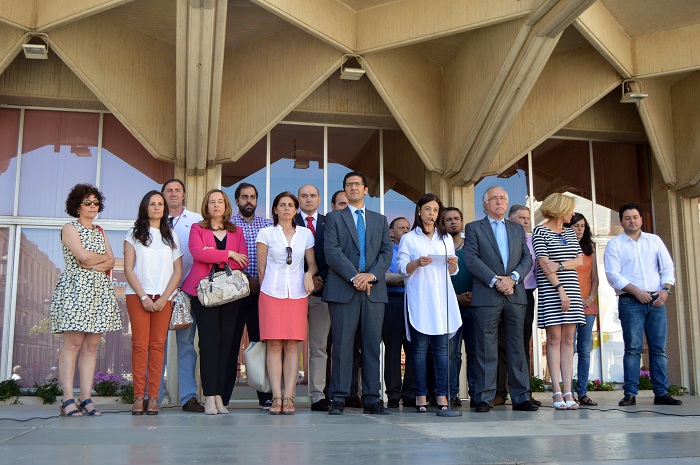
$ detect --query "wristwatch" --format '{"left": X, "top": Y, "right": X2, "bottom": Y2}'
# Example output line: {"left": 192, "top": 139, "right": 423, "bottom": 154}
{"left": 662, "top": 287, "right": 672, "bottom": 294}
{"left": 558, "top": 262, "right": 564, "bottom": 272}
{"left": 140, "top": 295, "right": 148, "bottom": 301}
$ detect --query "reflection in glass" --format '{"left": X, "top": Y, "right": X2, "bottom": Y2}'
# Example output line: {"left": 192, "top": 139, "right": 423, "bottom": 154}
{"left": 593, "top": 142, "right": 652, "bottom": 236}
{"left": 594, "top": 239, "right": 624, "bottom": 382}
{"left": 12, "top": 228, "right": 131, "bottom": 389}
{"left": 100, "top": 115, "right": 174, "bottom": 220}
{"left": 19, "top": 111, "right": 99, "bottom": 218}
{"left": 0, "top": 109, "right": 20, "bottom": 215}
{"left": 383, "top": 129, "right": 427, "bottom": 223}
{"left": 474, "top": 156, "right": 529, "bottom": 221}
{"left": 221, "top": 136, "right": 268, "bottom": 217}
{"left": 0, "top": 228, "right": 9, "bottom": 365}
{"left": 328, "top": 127, "right": 379, "bottom": 211}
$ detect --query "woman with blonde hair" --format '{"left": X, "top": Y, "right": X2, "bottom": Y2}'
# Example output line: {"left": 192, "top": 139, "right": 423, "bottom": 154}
{"left": 181, "top": 189, "right": 249, "bottom": 415}
{"left": 532, "top": 193, "right": 584, "bottom": 410}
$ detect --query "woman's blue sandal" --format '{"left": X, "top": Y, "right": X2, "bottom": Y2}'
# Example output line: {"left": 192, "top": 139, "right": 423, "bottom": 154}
{"left": 60, "top": 398, "right": 83, "bottom": 416}
{"left": 78, "top": 398, "right": 102, "bottom": 416}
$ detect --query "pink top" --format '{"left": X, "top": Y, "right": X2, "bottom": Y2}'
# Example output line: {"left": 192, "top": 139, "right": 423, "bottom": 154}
{"left": 181, "top": 223, "right": 248, "bottom": 296}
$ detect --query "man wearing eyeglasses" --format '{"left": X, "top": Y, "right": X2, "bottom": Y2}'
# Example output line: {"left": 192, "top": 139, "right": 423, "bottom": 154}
{"left": 464, "top": 186, "right": 536, "bottom": 413}
{"left": 323, "top": 172, "right": 393, "bottom": 415}
{"left": 223, "top": 182, "right": 274, "bottom": 409}
{"left": 295, "top": 184, "right": 332, "bottom": 411}
{"left": 161, "top": 179, "right": 204, "bottom": 412}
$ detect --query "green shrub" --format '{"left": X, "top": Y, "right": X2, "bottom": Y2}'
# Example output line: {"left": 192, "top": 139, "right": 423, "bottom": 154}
{"left": 119, "top": 383, "right": 135, "bottom": 404}
{"left": 638, "top": 370, "right": 653, "bottom": 390}
{"left": 33, "top": 379, "right": 62, "bottom": 404}
{"left": 669, "top": 385, "right": 688, "bottom": 396}
{"left": 587, "top": 379, "right": 615, "bottom": 391}
{"left": 530, "top": 376, "right": 545, "bottom": 392}
{"left": 0, "top": 379, "right": 22, "bottom": 401}
{"left": 94, "top": 372, "right": 121, "bottom": 396}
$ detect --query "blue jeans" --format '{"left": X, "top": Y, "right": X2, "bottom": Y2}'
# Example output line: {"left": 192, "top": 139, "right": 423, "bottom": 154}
{"left": 448, "top": 332, "right": 462, "bottom": 399}
{"left": 618, "top": 295, "right": 669, "bottom": 396}
{"left": 575, "top": 314, "right": 596, "bottom": 397}
{"left": 411, "top": 326, "right": 448, "bottom": 398}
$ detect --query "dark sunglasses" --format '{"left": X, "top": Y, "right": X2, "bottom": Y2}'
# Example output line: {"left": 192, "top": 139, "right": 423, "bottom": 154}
{"left": 82, "top": 200, "right": 101, "bottom": 207}
{"left": 286, "top": 247, "right": 292, "bottom": 265}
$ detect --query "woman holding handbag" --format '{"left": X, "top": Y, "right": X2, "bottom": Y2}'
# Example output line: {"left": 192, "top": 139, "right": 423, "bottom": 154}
{"left": 124, "top": 190, "right": 183, "bottom": 415}
{"left": 181, "top": 189, "right": 249, "bottom": 415}
{"left": 257, "top": 192, "right": 316, "bottom": 415}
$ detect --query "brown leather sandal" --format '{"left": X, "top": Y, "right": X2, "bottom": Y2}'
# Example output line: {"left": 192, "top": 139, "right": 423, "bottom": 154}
{"left": 269, "top": 397, "right": 283, "bottom": 415}
{"left": 579, "top": 395, "right": 598, "bottom": 406}
{"left": 282, "top": 397, "right": 296, "bottom": 415}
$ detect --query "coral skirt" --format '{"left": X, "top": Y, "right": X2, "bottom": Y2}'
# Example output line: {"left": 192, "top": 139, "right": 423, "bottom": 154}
{"left": 259, "top": 292, "right": 308, "bottom": 341}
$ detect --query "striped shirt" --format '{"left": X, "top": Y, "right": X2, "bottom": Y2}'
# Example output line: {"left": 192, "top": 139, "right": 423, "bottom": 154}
{"left": 232, "top": 213, "right": 271, "bottom": 277}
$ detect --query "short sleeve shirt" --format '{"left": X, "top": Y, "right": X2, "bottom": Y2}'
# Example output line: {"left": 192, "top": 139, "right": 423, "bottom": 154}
{"left": 125, "top": 227, "right": 183, "bottom": 297}
{"left": 257, "top": 225, "right": 314, "bottom": 299}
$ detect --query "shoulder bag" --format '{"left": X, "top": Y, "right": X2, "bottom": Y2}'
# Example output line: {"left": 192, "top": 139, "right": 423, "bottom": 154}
{"left": 244, "top": 341, "right": 271, "bottom": 393}
{"left": 196, "top": 263, "right": 250, "bottom": 307}
{"left": 169, "top": 289, "right": 193, "bottom": 330}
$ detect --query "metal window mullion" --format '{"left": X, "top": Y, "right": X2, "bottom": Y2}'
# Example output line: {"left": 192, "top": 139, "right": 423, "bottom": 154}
{"left": 13, "top": 109, "right": 25, "bottom": 217}
{"left": 379, "top": 129, "right": 384, "bottom": 215}
{"left": 4, "top": 226, "right": 22, "bottom": 379}
{"left": 96, "top": 113, "right": 104, "bottom": 190}
{"left": 323, "top": 126, "right": 328, "bottom": 215}
{"left": 588, "top": 140, "right": 605, "bottom": 381}
{"left": 265, "top": 131, "right": 271, "bottom": 219}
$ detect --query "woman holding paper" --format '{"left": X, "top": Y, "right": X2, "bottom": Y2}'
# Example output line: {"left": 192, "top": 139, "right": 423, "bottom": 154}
{"left": 397, "top": 193, "right": 461, "bottom": 412}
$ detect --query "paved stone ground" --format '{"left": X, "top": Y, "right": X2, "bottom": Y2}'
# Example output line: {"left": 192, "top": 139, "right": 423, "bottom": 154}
{"left": 0, "top": 391, "right": 698, "bottom": 465}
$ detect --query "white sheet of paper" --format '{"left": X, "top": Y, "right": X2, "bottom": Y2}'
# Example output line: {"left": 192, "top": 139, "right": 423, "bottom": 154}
{"left": 428, "top": 254, "right": 456, "bottom": 266}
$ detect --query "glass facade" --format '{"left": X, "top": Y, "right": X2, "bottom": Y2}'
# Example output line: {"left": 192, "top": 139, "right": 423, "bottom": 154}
{"left": 0, "top": 107, "right": 173, "bottom": 385}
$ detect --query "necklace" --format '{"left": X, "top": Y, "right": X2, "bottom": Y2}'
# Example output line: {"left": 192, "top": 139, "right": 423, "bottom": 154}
{"left": 455, "top": 239, "right": 464, "bottom": 251}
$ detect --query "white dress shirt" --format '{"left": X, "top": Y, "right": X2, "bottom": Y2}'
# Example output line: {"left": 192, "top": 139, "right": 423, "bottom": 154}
{"left": 397, "top": 227, "right": 461, "bottom": 338}
{"left": 604, "top": 231, "right": 675, "bottom": 294}
{"left": 125, "top": 228, "right": 183, "bottom": 297}
{"left": 169, "top": 207, "right": 203, "bottom": 286}
{"left": 257, "top": 225, "right": 314, "bottom": 299}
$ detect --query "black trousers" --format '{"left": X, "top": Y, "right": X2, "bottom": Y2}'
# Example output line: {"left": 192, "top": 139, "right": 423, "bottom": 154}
{"left": 382, "top": 292, "right": 415, "bottom": 401}
{"left": 191, "top": 295, "right": 241, "bottom": 397}
{"left": 221, "top": 292, "right": 272, "bottom": 406}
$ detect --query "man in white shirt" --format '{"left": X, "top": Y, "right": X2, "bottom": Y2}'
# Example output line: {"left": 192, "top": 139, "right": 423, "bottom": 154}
{"left": 295, "top": 184, "right": 331, "bottom": 411}
{"left": 161, "top": 179, "right": 204, "bottom": 412}
{"left": 604, "top": 203, "right": 681, "bottom": 407}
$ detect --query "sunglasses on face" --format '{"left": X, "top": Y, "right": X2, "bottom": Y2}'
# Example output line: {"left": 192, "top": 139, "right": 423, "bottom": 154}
{"left": 285, "top": 247, "right": 292, "bottom": 265}
{"left": 82, "top": 200, "right": 101, "bottom": 207}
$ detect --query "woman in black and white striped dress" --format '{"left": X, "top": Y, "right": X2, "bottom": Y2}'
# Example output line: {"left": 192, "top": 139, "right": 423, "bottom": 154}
{"left": 533, "top": 193, "right": 584, "bottom": 410}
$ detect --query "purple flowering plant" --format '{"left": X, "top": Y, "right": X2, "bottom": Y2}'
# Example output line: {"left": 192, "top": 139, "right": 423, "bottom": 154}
{"left": 638, "top": 369, "right": 653, "bottom": 390}
{"left": 94, "top": 371, "right": 122, "bottom": 396}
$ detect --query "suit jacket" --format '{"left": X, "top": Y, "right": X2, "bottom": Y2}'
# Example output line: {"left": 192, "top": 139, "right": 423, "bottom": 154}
{"left": 322, "top": 206, "right": 393, "bottom": 304}
{"left": 295, "top": 212, "right": 328, "bottom": 297}
{"left": 464, "top": 216, "right": 532, "bottom": 307}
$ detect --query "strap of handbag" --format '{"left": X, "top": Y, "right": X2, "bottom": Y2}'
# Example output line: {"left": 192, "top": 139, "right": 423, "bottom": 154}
{"left": 206, "top": 262, "right": 233, "bottom": 291}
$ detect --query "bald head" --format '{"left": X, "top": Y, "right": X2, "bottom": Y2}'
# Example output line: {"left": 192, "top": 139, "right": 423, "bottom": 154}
{"left": 298, "top": 184, "right": 321, "bottom": 216}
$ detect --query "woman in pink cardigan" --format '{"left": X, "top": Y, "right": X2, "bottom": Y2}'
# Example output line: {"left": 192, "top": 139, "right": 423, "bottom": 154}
{"left": 182, "top": 189, "right": 249, "bottom": 415}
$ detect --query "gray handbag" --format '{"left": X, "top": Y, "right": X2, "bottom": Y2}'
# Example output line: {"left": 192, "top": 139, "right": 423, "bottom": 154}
{"left": 169, "top": 289, "right": 193, "bottom": 330}
{"left": 196, "top": 263, "right": 250, "bottom": 307}
{"left": 244, "top": 341, "right": 271, "bottom": 393}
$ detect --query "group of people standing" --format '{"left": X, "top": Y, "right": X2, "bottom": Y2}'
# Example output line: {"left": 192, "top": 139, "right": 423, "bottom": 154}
{"left": 49, "top": 172, "right": 682, "bottom": 417}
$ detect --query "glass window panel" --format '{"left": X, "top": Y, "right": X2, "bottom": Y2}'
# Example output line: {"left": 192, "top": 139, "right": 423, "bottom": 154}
{"left": 328, "top": 127, "right": 380, "bottom": 212}
{"left": 269, "top": 124, "right": 324, "bottom": 218}
{"left": 383, "top": 129, "right": 427, "bottom": 223}
{"left": 18, "top": 111, "right": 99, "bottom": 218}
{"left": 222, "top": 136, "right": 268, "bottom": 217}
{"left": 0, "top": 108, "right": 20, "bottom": 215}
{"left": 12, "top": 228, "right": 130, "bottom": 389}
{"left": 594, "top": 239, "right": 624, "bottom": 382}
{"left": 0, "top": 228, "right": 9, "bottom": 365}
{"left": 100, "top": 115, "right": 174, "bottom": 220}
{"left": 474, "top": 156, "right": 529, "bottom": 221}
{"left": 592, "top": 142, "right": 652, "bottom": 236}
{"left": 531, "top": 140, "right": 591, "bottom": 225}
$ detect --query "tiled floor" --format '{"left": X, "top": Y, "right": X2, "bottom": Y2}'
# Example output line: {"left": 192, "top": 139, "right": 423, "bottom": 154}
{"left": 0, "top": 391, "right": 697, "bottom": 465}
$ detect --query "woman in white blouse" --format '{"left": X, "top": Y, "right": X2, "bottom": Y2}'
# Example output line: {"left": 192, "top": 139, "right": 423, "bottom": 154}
{"left": 397, "top": 194, "right": 461, "bottom": 412}
{"left": 257, "top": 192, "right": 317, "bottom": 415}
{"left": 124, "top": 190, "right": 183, "bottom": 415}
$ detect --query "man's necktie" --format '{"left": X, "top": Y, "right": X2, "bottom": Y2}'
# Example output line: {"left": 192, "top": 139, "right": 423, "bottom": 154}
{"left": 493, "top": 220, "right": 509, "bottom": 273}
{"left": 306, "top": 216, "right": 316, "bottom": 237}
{"left": 355, "top": 210, "right": 366, "bottom": 272}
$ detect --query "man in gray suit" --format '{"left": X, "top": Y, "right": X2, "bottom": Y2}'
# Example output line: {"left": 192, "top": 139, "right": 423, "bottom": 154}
{"left": 464, "top": 186, "right": 537, "bottom": 412}
{"left": 323, "top": 171, "right": 393, "bottom": 415}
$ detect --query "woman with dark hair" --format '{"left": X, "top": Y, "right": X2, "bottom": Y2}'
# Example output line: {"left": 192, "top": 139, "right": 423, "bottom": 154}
{"left": 564, "top": 212, "right": 599, "bottom": 406}
{"left": 181, "top": 189, "right": 249, "bottom": 415}
{"left": 397, "top": 193, "right": 460, "bottom": 412}
{"left": 533, "top": 193, "right": 584, "bottom": 410}
{"left": 257, "top": 192, "right": 316, "bottom": 414}
{"left": 124, "top": 190, "right": 183, "bottom": 415}
{"left": 51, "top": 183, "right": 122, "bottom": 417}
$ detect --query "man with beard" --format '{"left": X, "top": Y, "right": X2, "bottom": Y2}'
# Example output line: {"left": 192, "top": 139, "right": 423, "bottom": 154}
{"left": 221, "top": 183, "right": 273, "bottom": 409}
{"left": 160, "top": 179, "right": 204, "bottom": 412}
{"left": 443, "top": 207, "right": 474, "bottom": 407}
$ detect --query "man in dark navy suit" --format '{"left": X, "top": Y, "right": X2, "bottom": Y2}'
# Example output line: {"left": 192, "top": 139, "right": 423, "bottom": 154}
{"left": 296, "top": 184, "right": 331, "bottom": 411}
